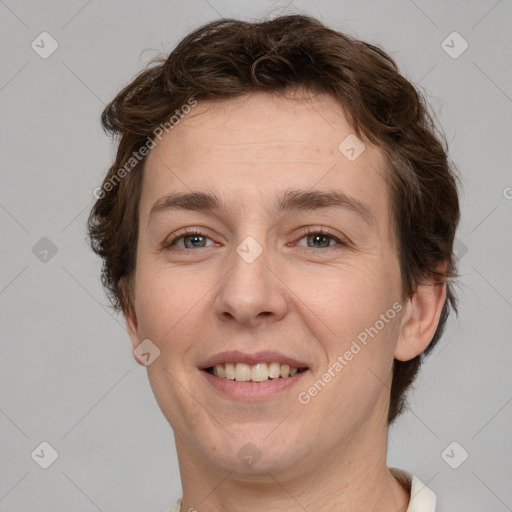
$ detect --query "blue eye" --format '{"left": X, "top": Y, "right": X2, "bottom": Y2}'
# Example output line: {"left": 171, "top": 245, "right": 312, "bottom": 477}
{"left": 296, "top": 230, "right": 344, "bottom": 249}
{"left": 166, "top": 230, "right": 215, "bottom": 250}
{"left": 164, "top": 228, "right": 346, "bottom": 251}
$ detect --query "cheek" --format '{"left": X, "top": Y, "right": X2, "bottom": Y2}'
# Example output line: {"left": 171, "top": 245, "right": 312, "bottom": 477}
{"left": 296, "top": 262, "right": 401, "bottom": 367}
{"left": 133, "top": 260, "right": 209, "bottom": 344}
{"left": 299, "top": 261, "right": 388, "bottom": 325}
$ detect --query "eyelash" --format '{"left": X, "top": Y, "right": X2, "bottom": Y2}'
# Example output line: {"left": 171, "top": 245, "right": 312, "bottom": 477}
{"left": 164, "top": 227, "right": 347, "bottom": 252}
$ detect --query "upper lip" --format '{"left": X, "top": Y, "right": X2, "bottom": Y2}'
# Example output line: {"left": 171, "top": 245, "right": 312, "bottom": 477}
{"left": 199, "top": 350, "right": 309, "bottom": 370}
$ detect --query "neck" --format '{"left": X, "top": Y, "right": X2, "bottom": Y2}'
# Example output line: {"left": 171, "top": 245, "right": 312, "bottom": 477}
{"left": 175, "top": 413, "right": 410, "bottom": 512}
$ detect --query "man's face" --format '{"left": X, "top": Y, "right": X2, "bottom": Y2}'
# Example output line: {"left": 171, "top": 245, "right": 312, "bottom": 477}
{"left": 127, "top": 91, "right": 406, "bottom": 476}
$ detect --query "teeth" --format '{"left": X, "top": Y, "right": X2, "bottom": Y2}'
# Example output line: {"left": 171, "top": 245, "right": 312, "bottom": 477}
{"left": 224, "top": 362, "right": 235, "bottom": 380}
{"left": 209, "top": 362, "right": 304, "bottom": 382}
{"left": 235, "top": 363, "right": 251, "bottom": 381}
{"left": 251, "top": 362, "right": 269, "bottom": 382}
{"left": 268, "top": 362, "right": 281, "bottom": 379}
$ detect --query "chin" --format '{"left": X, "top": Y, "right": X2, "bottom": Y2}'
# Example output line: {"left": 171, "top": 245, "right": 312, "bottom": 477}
{"left": 199, "top": 426, "right": 309, "bottom": 477}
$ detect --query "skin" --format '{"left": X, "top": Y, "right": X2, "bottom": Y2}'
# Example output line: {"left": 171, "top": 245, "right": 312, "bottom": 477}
{"left": 123, "top": 90, "right": 446, "bottom": 512}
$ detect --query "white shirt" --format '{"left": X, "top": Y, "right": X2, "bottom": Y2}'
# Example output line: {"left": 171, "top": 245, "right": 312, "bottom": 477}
{"left": 167, "top": 466, "right": 436, "bottom": 512}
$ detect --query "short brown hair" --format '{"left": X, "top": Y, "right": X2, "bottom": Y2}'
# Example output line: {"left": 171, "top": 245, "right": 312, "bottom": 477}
{"left": 87, "top": 14, "right": 460, "bottom": 425}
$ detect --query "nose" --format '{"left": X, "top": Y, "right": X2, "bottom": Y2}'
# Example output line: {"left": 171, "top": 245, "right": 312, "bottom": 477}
{"left": 213, "top": 238, "right": 289, "bottom": 328}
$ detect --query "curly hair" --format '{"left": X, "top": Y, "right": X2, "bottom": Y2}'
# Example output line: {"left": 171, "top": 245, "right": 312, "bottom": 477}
{"left": 87, "top": 14, "right": 461, "bottom": 426}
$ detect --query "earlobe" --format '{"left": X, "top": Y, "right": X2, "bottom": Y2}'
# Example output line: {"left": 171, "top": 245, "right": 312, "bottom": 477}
{"left": 394, "top": 277, "right": 447, "bottom": 362}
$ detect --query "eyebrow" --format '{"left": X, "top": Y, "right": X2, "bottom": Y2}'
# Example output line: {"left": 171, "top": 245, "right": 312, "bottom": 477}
{"left": 149, "top": 189, "right": 375, "bottom": 225}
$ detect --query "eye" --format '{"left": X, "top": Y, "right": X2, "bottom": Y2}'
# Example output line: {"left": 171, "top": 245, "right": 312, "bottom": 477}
{"left": 164, "top": 227, "right": 347, "bottom": 252}
{"left": 165, "top": 229, "right": 216, "bottom": 250}
{"left": 294, "top": 228, "right": 346, "bottom": 250}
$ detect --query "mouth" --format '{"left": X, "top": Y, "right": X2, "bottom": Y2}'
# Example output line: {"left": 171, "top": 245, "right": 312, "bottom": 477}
{"left": 199, "top": 352, "right": 310, "bottom": 400}
{"left": 199, "top": 350, "right": 310, "bottom": 400}
{"left": 204, "top": 362, "right": 309, "bottom": 382}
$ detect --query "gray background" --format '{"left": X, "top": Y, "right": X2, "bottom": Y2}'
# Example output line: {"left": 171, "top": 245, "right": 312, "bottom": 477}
{"left": 1, "top": 0, "right": 511, "bottom": 511}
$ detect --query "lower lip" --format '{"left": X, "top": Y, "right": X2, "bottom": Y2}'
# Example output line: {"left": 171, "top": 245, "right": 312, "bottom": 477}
{"left": 200, "top": 369, "right": 308, "bottom": 401}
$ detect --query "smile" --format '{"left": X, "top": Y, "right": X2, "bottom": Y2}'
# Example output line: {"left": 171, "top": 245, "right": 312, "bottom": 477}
{"left": 206, "top": 362, "right": 308, "bottom": 382}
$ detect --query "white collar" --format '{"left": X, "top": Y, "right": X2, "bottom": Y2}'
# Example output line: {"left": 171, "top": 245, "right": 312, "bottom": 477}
{"left": 389, "top": 466, "right": 437, "bottom": 512}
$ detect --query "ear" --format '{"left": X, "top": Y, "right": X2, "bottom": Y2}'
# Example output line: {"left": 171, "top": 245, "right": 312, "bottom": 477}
{"left": 119, "top": 277, "right": 144, "bottom": 366}
{"left": 394, "top": 265, "right": 448, "bottom": 361}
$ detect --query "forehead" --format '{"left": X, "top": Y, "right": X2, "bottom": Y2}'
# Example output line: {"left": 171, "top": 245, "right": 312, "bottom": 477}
{"left": 149, "top": 91, "right": 364, "bottom": 163}
{"left": 141, "top": 91, "right": 390, "bottom": 229}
